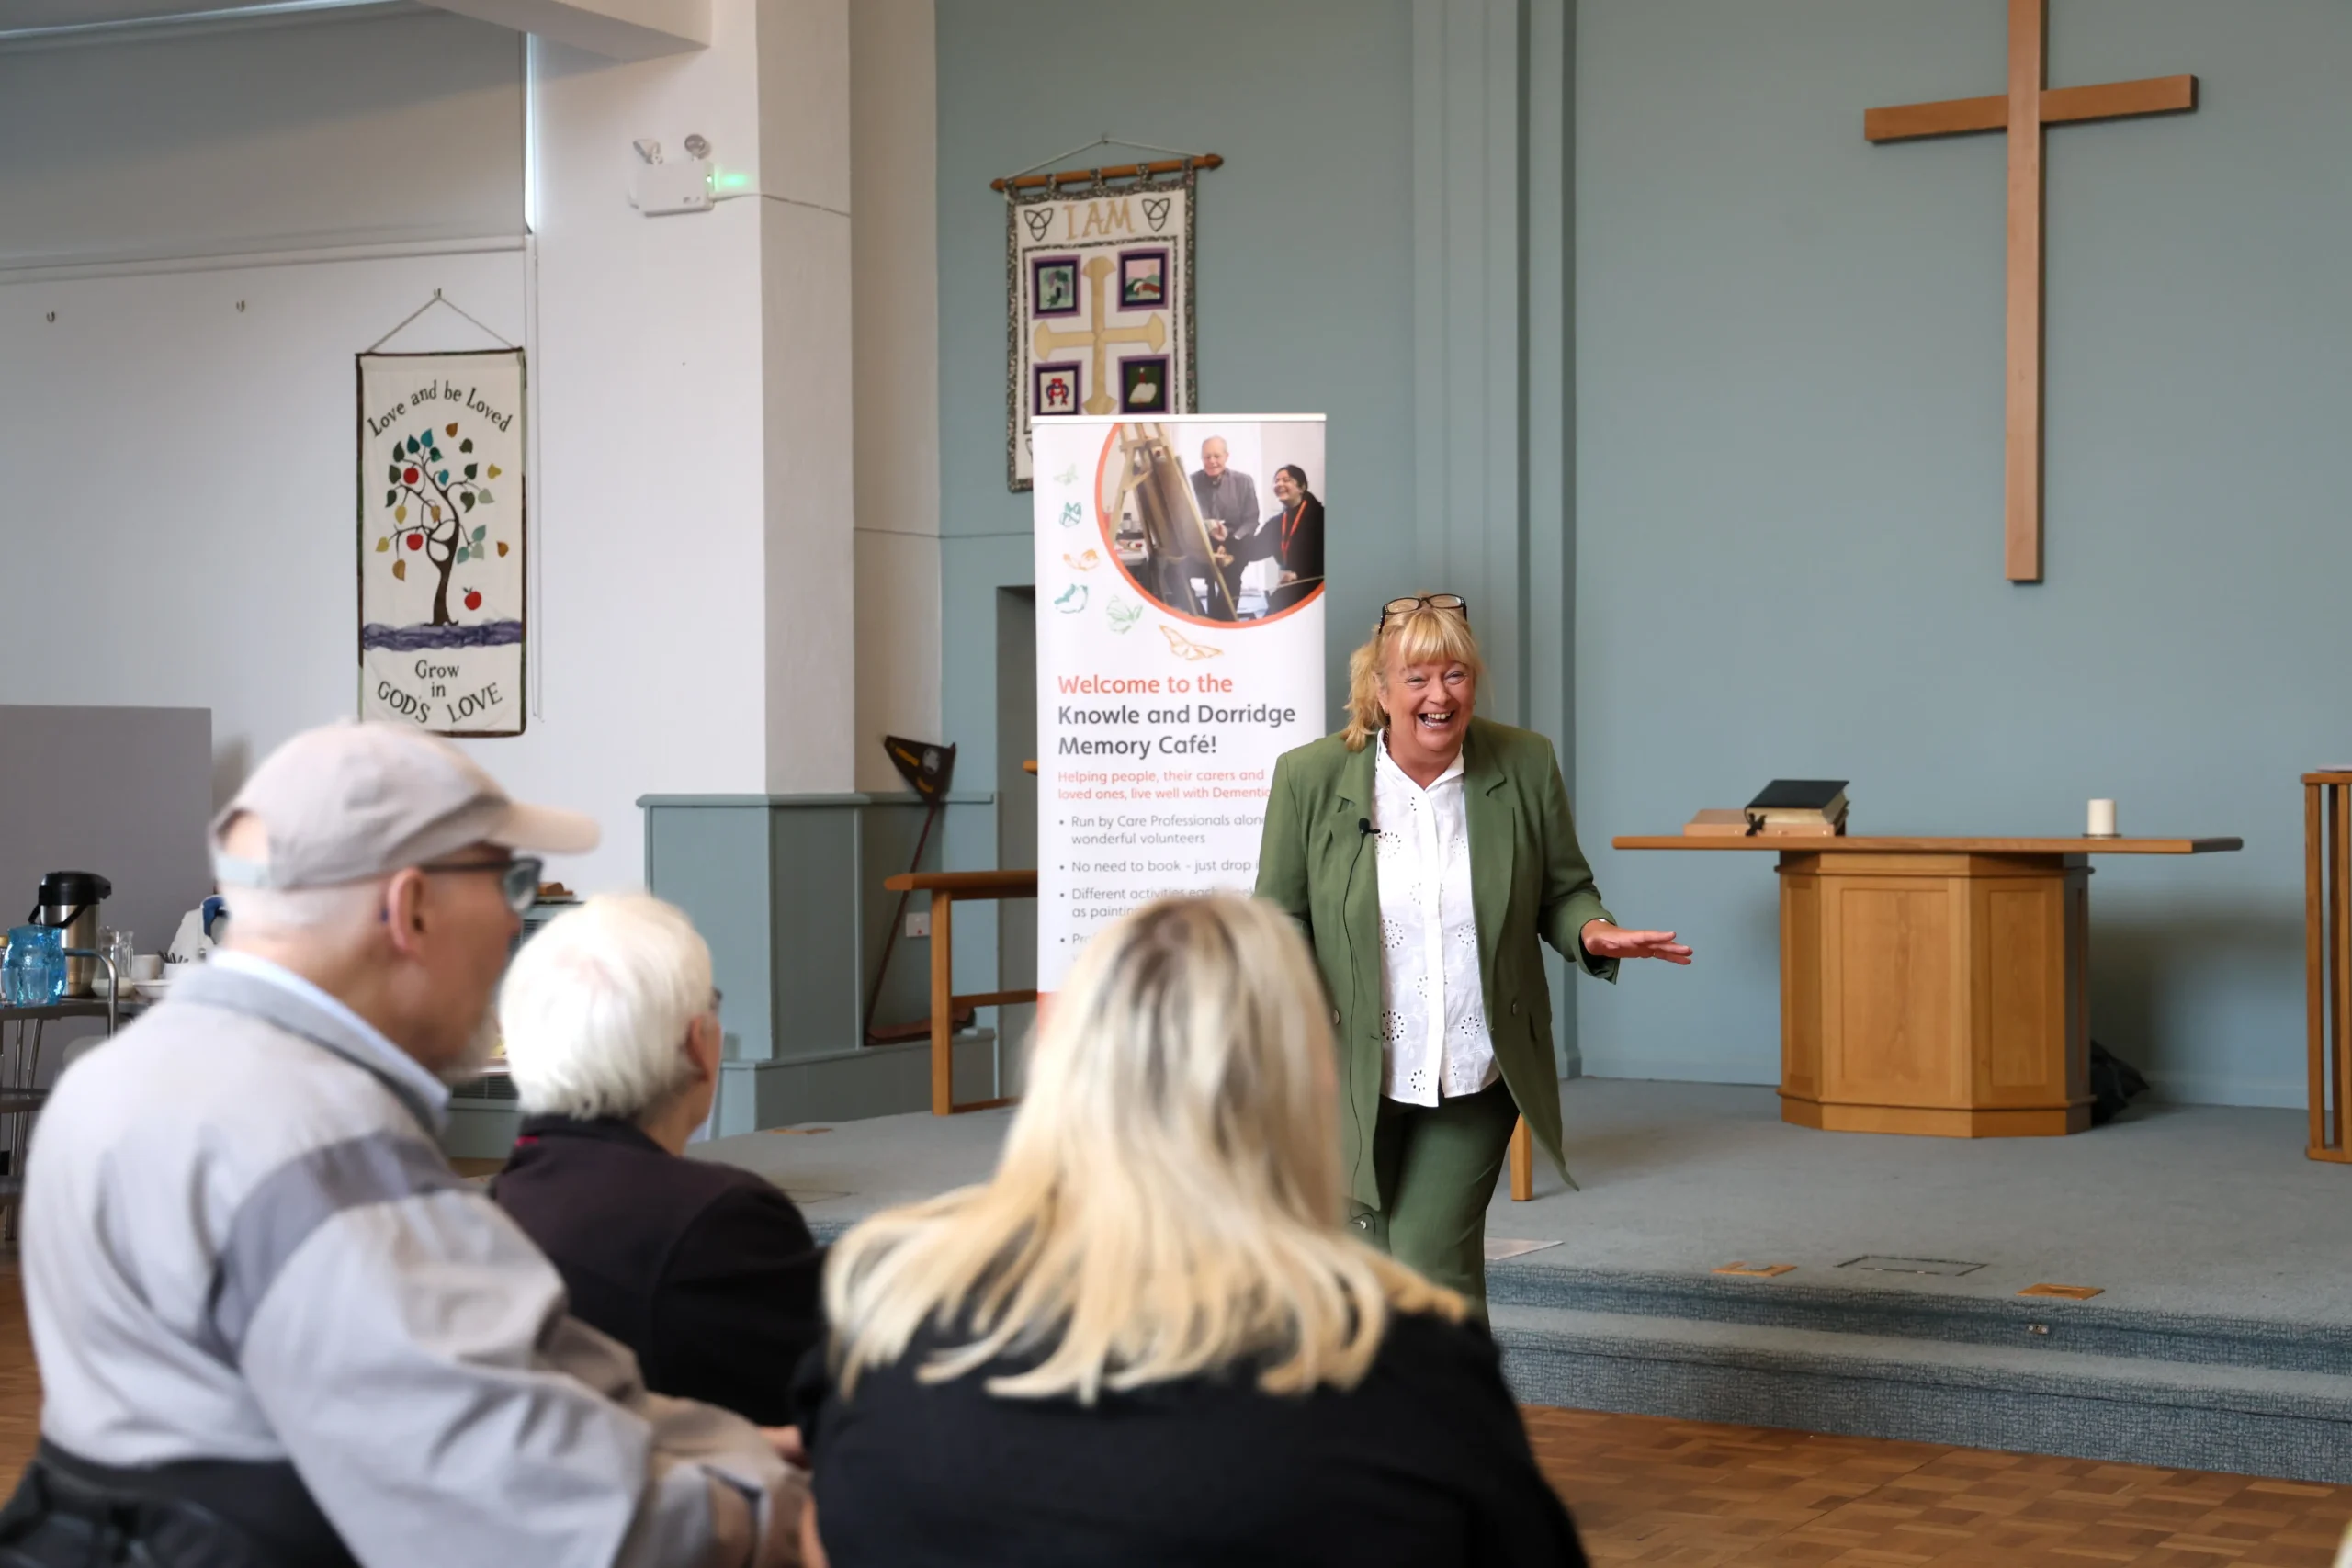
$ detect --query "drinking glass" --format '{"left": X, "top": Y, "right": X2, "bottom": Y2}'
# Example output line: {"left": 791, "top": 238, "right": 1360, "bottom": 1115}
{"left": 101, "top": 928, "right": 135, "bottom": 996}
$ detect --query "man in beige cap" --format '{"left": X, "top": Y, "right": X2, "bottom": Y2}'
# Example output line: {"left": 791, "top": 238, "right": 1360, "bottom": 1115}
{"left": 3, "top": 723, "right": 800, "bottom": 1567}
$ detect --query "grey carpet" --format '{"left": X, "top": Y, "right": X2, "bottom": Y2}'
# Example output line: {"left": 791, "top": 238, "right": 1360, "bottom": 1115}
{"left": 694, "top": 1077, "right": 2352, "bottom": 1480}
{"left": 698, "top": 1077, "right": 2346, "bottom": 1325}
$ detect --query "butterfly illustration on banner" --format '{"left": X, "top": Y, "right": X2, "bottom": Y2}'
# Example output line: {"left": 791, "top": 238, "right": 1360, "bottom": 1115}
{"left": 1159, "top": 624, "right": 1222, "bottom": 661}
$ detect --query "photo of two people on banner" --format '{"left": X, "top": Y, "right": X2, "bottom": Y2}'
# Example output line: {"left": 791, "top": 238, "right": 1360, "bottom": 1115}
{"left": 1120, "top": 425, "right": 1324, "bottom": 622}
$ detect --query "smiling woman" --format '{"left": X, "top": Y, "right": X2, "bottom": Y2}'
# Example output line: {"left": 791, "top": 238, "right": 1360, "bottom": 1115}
{"left": 1254, "top": 594, "right": 1690, "bottom": 1312}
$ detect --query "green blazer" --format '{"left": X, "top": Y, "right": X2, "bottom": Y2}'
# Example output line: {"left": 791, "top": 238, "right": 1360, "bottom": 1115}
{"left": 1254, "top": 716, "right": 1616, "bottom": 1211}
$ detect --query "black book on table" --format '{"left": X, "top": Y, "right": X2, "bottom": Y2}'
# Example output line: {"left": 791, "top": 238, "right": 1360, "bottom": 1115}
{"left": 1747, "top": 779, "right": 1849, "bottom": 813}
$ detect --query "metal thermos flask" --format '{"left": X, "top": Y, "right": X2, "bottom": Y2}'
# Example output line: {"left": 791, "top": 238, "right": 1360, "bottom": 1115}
{"left": 31, "top": 871, "right": 111, "bottom": 998}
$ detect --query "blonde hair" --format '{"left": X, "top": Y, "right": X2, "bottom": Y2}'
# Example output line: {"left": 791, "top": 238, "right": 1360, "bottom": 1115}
{"left": 823, "top": 894, "right": 1463, "bottom": 1404}
{"left": 1342, "top": 598, "right": 1486, "bottom": 750}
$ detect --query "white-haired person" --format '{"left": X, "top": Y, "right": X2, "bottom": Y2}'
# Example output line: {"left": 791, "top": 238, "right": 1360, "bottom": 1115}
{"left": 4, "top": 723, "right": 797, "bottom": 1567}
{"left": 788, "top": 894, "right": 1587, "bottom": 1568}
{"left": 493, "top": 893, "right": 824, "bottom": 1429}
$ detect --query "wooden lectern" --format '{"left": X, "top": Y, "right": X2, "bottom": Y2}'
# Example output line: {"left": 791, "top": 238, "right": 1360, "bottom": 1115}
{"left": 1613, "top": 836, "right": 2239, "bottom": 1136}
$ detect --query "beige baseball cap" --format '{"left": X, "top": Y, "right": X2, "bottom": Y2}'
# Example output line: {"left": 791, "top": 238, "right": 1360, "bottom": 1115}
{"left": 211, "top": 721, "right": 599, "bottom": 890}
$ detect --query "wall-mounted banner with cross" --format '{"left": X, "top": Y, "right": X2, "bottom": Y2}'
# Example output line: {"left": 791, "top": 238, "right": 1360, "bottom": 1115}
{"left": 1003, "top": 168, "right": 1198, "bottom": 491}
{"left": 1867, "top": 0, "right": 2197, "bottom": 582}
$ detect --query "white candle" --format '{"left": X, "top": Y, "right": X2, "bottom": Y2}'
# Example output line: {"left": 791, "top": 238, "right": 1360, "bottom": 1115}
{"left": 2087, "top": 798, "right": 2118, "bottom": 838}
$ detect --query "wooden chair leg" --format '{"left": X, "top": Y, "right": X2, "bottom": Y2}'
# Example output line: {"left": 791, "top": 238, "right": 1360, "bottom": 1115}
{"left": 2308, "top": 782, "right": 2325, "bottom": 1156}
{"left": 2336, "top": 786, "right": 2352, "bottom": 1154}
{"left": 929, "top": 894, "right": 954, "bottom": 1116}
{"left": 1509, "top": 1115, "right": 1533, "bottom": 1201}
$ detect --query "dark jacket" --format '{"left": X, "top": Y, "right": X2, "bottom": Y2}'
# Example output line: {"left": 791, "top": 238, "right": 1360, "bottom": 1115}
{"left": 1267, "top": 493, "right": 1325, "bottom": 611}
{"left": 1254, "top": 717, "right": 1615, "bottom": 1209}
{"left": 793, "top": 1309, "right": 1586, "bottom": 1567}
{"left": 1190, "top": 467, "right": 1261, "bottom": 537}
{"left": 493, "top": 1115, "right": 823, "bottom": 1427}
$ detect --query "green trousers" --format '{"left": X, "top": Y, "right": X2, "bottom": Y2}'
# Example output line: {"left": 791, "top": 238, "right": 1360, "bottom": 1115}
{"left": 1348, "top": 1080, "right": 1521, "bottom": 1318}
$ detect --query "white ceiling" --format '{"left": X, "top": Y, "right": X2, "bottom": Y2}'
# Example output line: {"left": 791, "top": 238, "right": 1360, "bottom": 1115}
{"left": 0, "top": 0, "right": 400, "bottom": 39}
{"left": 0, "top": 0, "right": 281, "bottom": 25}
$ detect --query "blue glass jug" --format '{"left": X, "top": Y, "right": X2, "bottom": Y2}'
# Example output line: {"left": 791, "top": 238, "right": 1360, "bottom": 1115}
{"left": 3, "top": 925, "right": 65, "bottom": 1008}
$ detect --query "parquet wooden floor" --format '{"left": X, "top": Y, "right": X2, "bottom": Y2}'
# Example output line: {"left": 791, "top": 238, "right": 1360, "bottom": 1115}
{"left": 0, "top": 1265, "right": 31, "bottom": 1487}
{"left": 1526, "top": 1407, "right": 2352, "bottom": 1567}
{"left": 0, "top": 1263, "right": 2341, "bottom": 1563}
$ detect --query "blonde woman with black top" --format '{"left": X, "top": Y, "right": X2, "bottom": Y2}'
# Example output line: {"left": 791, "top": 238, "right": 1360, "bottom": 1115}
{"left": 790, "top": 894, "right": 1586, "bottom": 1567}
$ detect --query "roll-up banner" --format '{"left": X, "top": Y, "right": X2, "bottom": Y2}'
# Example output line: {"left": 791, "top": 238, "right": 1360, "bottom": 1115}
{"left": 1034, "top": 415, "right": 1329, "bottom": 990}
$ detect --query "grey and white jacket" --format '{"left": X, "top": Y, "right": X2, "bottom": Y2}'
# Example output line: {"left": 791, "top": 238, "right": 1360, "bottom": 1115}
{"left": 20, "top": 958, "right": 786, "bottom": 1566}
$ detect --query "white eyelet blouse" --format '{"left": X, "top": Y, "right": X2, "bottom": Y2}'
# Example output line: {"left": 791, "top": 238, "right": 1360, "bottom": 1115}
{"left": 1370, "top": 734, "right": 1496, "bottom": 1106}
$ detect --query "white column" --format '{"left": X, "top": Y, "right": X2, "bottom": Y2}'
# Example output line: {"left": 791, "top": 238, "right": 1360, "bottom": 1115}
{"left": 510, "top": 0, "right": 862, "bottom": 874}
{"left": 754, "top": 0, "right": 858, "bottom": 794}
{"left": 512, "top": 0, "right": 770, "bottom": 881}
{"left": 849, "top": 0, "right": 943, "bottom": 790}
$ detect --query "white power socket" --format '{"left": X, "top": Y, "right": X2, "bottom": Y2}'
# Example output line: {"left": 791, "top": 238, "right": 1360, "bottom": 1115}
{"left": 905, "top": 909, "right": 931, "bottom": 939}
{"left": 631, "top": 157, "right": 713, "bottom": 216}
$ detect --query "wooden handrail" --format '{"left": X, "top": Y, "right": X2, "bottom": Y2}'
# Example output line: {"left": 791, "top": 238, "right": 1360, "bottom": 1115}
{"left": 885, "top": 870, "right": 1038, "bottom": 898}
{"left": 990, "top": 154, "right": 1222, "bottom": 193}
{"left": 952, "top": 988, "right": 1037, "bottom": 1010}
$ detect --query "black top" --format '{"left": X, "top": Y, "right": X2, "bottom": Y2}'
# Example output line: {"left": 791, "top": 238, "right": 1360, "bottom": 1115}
{"left": 1267, "top": 494, "right": 1325, "bottom": 582}
{"left": 792, "top": 1308, "right": 1586, "bottom": 1567}
{"left": 493, "top": 1115, "right": 823, "bottom": 1427}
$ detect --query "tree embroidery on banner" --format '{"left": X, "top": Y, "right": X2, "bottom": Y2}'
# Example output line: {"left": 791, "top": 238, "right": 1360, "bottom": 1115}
{"left": 357, "top": 347, "right": 526, "bottom": 736}
{"left": 374, "top": 421, "right": 509, "bottom": 626}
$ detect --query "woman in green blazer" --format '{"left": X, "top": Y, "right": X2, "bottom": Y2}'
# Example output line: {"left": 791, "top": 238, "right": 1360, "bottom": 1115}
{"left": 1255, "top": 595, "right": 1690, "bottom": 1311}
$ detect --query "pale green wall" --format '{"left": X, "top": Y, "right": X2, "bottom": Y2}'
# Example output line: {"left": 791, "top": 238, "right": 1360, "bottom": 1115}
{"left": 932, "top": 0, "right": 1430, "bottom": 1023}
{"left": 933, "top": 0, "right": 1422, "bottom": 745}
{"left": 933, "top": 0, "right": 1589, "bottom": 1063}
{"left": 929, "top": 0, "right": 2332, "bottom": 1107}
{"left": 1575, "top": 0, "right": 2352, "bottom": 1102}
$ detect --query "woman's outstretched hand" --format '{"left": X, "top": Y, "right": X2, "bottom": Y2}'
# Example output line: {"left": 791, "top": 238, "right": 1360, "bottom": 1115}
{"left": 1580, "top": 921, "right": 1693, "bottom": 965}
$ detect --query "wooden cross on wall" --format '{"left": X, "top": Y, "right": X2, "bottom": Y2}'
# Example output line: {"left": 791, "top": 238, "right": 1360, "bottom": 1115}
{"left": 1867, "top": 0, "right": 2196, "bottom": 582}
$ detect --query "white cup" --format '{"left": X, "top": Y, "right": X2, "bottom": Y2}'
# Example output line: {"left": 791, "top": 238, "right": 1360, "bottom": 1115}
{"left": 131, "top": 953, "right": 164, "bottom": 982}
{"left": 2087, "top": 798, "right": 2118, "bottom": 838}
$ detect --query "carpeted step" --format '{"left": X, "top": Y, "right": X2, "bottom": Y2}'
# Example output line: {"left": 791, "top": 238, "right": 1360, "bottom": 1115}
{"left": 1485, "top": 1260, "right": 2352, "bottom": 1377}
{"left": 1489, "top": 1302, "right": 2352, "bottom": 1484}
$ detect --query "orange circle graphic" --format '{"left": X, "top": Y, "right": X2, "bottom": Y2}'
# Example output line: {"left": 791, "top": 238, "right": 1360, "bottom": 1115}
{"left": 1091, "top": 423, "right": 1324, "bottom": 631}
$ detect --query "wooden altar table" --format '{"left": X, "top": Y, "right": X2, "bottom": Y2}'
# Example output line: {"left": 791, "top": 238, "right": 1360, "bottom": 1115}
{"left": 1611, "top": 836, "right": 2240, "bottom": 1137}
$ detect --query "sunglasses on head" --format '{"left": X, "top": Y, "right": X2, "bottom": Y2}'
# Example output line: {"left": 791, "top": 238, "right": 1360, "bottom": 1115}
{"left": 414, "top": 854, "right": 545, "bottom": 914}
{"left": 1377, "top": 593, "right": 1467, "bottom": 631}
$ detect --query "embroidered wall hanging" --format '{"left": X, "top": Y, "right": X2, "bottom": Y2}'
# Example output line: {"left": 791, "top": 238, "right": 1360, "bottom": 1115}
{"left": 357, "top": 347, "right": 526, "bottom": 735}
{"left": 1004, "top": 164, "right": 1201, "bottom": 491}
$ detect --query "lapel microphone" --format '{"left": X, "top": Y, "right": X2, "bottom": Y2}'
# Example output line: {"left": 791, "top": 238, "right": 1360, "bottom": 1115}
{"left": 1358, "top": 818, "right": 1374, "bottom": 837}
